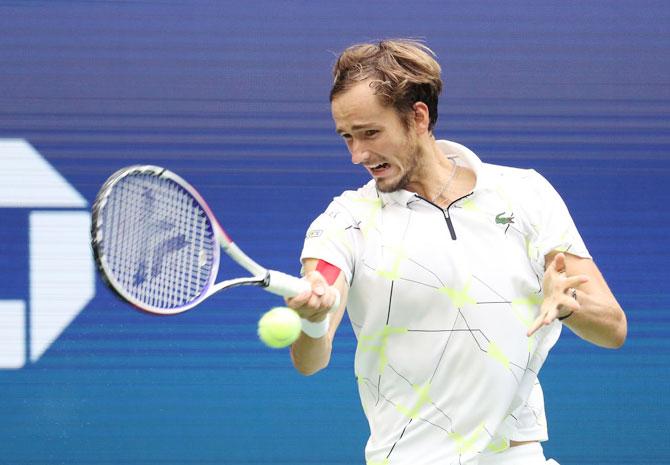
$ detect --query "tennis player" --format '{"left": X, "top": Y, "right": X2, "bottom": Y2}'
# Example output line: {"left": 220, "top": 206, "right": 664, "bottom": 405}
{"left": 286, "top": 39, "right": 627, "bottom": 465}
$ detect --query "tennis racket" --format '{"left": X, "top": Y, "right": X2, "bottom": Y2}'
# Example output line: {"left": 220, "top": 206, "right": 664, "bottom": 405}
{"left": 91, "top": 165, "right": 332, "bottom": 315}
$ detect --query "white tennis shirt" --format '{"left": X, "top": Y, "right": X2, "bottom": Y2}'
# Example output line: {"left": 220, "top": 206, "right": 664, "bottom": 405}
{"left": 301, "top": 140, "right": 590, "bottom": 465}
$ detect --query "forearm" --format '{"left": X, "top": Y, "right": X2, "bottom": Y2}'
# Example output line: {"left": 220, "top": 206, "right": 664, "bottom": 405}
{"left": 563, "top": 288, "right": 627, "bottom": 349}
{"left": 535, "top": 253, "right": 628, "bottom": 349}
{"left": 286, "top": 259, "right": 348, "bottom": 376}
{"left": 290, "top": 284, "right": 347, "bottom": 375}
{"left": 290, "top": 329, "right": 332, "bottom": 375}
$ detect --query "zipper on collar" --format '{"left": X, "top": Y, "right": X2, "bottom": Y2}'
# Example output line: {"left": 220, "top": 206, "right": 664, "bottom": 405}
{"left": 416, "top": 192, "right": 473, "bottom": 241}
{"left": 442, "top": 210, "right": 457, "bottom": 240}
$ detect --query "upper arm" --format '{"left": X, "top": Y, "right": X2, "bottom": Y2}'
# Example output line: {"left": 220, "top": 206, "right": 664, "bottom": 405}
{"left": 528, "top": 170, "right": 591, "bottom": 262}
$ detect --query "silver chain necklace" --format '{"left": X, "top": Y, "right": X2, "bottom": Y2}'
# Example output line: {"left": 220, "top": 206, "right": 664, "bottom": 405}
{"left": 431, "top": 158, "right": 457, "bottom": 203}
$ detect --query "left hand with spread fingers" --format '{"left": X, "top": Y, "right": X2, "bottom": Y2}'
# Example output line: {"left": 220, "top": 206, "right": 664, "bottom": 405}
{"left": 527, "top": 252, "right": 589, "bottom": 337}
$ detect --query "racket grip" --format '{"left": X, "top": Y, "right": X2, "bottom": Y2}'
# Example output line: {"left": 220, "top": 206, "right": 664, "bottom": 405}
{"left": 265, "top": 270, "right": 341, "bottom": 311}
{"left": 265, "top": 270, "right": 311, "bottom": 297}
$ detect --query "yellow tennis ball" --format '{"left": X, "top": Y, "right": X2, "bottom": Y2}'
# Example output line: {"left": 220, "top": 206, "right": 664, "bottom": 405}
{"left": 257, "top": 307, "right": 302, "bottom": 349}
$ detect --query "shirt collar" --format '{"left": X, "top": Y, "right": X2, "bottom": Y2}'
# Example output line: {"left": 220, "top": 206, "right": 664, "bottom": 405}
{"left": 378, "top": 139, "right": 493, "bottom": 208}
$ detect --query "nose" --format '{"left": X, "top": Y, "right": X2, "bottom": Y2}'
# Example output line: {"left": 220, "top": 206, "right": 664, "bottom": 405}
{"left": 349, "top": 139, "right": 369, "bottom": 165}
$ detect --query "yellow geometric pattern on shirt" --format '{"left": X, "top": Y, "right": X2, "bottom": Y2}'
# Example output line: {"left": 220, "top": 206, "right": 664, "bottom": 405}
{"left": 525, "top": 235, "right": 540, "bottom": 262}
{"left": 366, "top": 460, "right": 390, "bottom": 465}
{"left": 525, "top": 219, "right": 543, "bottom": 262}
{"left": 353, "top": 197, "right": 382, "bottom": 238}
{"left": 438, "top": 277, "right": 476, "bottom": 308}
{"left": 358, "top": 325, "right": 408, "bottom": 374}
{"left": 495, "top": 185, "right": 514, "bottom": 212}
{"left": 396, "top": 381, "right": 432, "bottom": 420}
{"left": 487, "top": 340, "right": 510, "bottom": 370}
{"left": 511, "top": 294, "right": 543, "bottom": 353}
{"left": 511, "top": 294, "right": 543, "bottom": 327}
{"left": 552, "top": 229, "right": 573, "bottom": 253}
{"left": 486, "top": 436, "right": 510, "bottom": 453}
{"left": 527, "top": 224, "right": 574, "bottom": 260}
{"left": 449, "top": 422, "right": 486, "bottom": 455}
{"left": 461, "top": 197, "right": 480, "bottom": 212}
{"left": 377, "top": 244, "right": 408, "bottom": 280}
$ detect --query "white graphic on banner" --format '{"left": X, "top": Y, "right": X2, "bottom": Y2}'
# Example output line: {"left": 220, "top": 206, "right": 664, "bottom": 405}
{"left": 0, "top": 139, "right": 85, "bottom": 208}
{"left": 0, "top": 301, "right": 26, "bottom": 369}
{"left": 0, "top": 139, "right": 94, "bottom": 369}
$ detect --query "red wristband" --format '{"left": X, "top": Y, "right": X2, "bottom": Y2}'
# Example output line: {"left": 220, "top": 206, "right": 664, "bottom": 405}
{"left": 316, "top": 259, "right": 341, "bottom": 285}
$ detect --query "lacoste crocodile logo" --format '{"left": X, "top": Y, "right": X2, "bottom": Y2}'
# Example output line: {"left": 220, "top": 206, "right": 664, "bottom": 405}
{"left": 495, "top": 212, "right": 514, "bottom": 225}
{"left": 495, "top": 212, "right": 514, "bottom": 234}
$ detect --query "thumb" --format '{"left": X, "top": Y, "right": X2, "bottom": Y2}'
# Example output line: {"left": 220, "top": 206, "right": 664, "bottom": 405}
{"left": 305, "top": 270, "right": 327, "bottom": 296}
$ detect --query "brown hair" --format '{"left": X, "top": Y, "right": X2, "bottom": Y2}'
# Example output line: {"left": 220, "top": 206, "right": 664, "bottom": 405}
{"left": 330, "top": 39, "right": 443, "bottom": 131}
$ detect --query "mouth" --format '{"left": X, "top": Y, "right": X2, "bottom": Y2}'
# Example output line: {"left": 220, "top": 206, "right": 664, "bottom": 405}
{"left": 368, "top": 162, "right": 391, "bottom": 175}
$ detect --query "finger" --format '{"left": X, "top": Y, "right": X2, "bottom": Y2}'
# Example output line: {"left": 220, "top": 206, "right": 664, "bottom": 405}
{"left": 285, "top": 289, "right": 312, "bottom": 307}
{"left": 559, "top": 294, "right": 581, "bottom": 313}
{"left": 326, "top": 287, "right": 340, "bottom": 310}
{"left": 527, "top": 312, "right": 559, "bottom": 337}
{"left": 545, "top": 257, "right": 564, "bottom": 278}
{"left": 306, "top": 270, "right": 340, "bottom": 309}
{"left": 314, "top": 290, "right": 334, "bottom": 311}
{"left": 547, "top": 274, "right": 588, "bottom": 297}
{"left": 563, "top": 274, "right": 589, "bottom": 288}
{"left": 286, "top": 272, "right": 322, "bottom": 305}
{"left": 290, "top": 271, "right": 339, "bottom": 317}
{"left": 317, "top": 289, "right": 337, "bottom": 311}
{"left": 304, "top": 270, "right": 327, "bottom": 296}
{"left": 528, "top": 296, "right": 565, "bottom": 336}
{"left": 304, "top": 291, "right": 322, "bottom": 309}
{"left": 527, "top": 314, "right": 545, "bottom": 337}
{"left": 313, "top": 283, "right": 325, "bottom": 296}
{"left": 552, "top": 252, "right": 566, "bottom": 273}
{"left": 291, "top": 301, "right": 320, "bottom": 320}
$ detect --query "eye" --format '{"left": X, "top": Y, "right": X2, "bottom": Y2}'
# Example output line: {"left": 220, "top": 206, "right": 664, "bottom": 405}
{"left": 364, "top": 129, "right": 379, "bottom": 138}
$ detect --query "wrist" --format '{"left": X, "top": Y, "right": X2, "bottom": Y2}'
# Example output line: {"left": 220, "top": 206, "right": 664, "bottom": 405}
{"left": 301, "top": 314, "right": 330, "bottom": 338}
{"left": 558, "top": 312, "right": 573, "bottom": 321}
{"left": 558, "top": 288, "right": 578, "bottom": 321}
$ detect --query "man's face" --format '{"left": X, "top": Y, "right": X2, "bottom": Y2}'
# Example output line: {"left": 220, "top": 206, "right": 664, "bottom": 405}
{"left": 331, "top": 81, "right": 422, "bottom": 193}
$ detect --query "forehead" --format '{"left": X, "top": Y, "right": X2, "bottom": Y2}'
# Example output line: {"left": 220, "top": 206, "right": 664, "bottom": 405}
{"left": 331, "top": 81, "right": 398, "bottom": 129}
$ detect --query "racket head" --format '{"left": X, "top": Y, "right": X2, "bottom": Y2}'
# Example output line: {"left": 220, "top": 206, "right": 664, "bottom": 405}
{"left": 91, "top": 165, "right": 226, "bottom": 315}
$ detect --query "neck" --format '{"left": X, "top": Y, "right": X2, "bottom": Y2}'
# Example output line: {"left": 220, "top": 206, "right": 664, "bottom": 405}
{"left": 430, "top": 157, "right": 457, "bottom": 203}
{"left": 405, "top": 141, "right": 458, "bottom": 202}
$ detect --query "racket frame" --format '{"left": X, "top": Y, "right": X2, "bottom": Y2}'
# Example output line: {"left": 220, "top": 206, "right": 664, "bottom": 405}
{"left": 91, "top": 165, "right": 313, "bottom": 315}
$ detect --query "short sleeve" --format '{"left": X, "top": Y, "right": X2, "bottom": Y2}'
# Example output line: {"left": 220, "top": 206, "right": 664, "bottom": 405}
{"left": 300, "top": 199, "right": 359, "bottom": 285}
{"left": 529, "top": 170, "right": 591, "bottom": 266}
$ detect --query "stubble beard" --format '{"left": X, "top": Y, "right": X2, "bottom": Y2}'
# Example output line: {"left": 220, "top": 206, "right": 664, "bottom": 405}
{"left": 375, "top": 139, "right": 423, "bottom": 193}
{"left": 377, "top": 170, "right": 413, "bottom": 193}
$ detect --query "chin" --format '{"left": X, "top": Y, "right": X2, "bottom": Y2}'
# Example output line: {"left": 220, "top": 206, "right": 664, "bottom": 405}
{"left": 376, "top": 183, "right": 396, "bottom": 193}
{"left": 375, "top": 176, "right": 407, "bottom": 193}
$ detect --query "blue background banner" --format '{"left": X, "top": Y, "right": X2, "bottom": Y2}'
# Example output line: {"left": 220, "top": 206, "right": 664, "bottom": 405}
{"left": 0, "top": 1, "right": 668, "bottom": 464}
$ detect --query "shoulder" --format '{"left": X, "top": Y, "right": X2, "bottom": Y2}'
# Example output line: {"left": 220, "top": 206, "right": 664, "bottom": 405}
{"left": 327, "top": 180, "right": 382, "bottom": 216}
{"left": 479, "top": 164, "right": 571, "bottom": 232}
{"left": 308, "top": 180, "right": 380, "bottom": 229}
{"left": 484, "top": 162, "right": 539, "bottom": 183}
{"left": 335, "top": 180, "right": 380, "bottom": 203}
{"left": 483, "top": 163, "right": 557, "bottom": 198}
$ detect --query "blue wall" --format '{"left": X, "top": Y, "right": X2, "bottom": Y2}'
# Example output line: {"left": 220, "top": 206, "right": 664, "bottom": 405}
{"left": 0, "top": 1, "right": 668, "bottom": 463}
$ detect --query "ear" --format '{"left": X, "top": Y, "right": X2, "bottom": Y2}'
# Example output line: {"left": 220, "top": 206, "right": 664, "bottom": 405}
{"left": 412, "top": 101, "right": 431, "bottom": 134}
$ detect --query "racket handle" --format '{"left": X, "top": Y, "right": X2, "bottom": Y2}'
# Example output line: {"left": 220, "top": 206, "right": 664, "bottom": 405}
{"left": 265, "top": 270, "right": 311, "bottom": 297}
{"left": 265, "top": 270, "right": 341, "bottom": 311}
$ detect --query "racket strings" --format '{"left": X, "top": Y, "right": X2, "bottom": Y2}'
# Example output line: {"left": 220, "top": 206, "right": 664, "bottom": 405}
{"left": 100, "top": 173, "right": 216, "bottom": 310}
